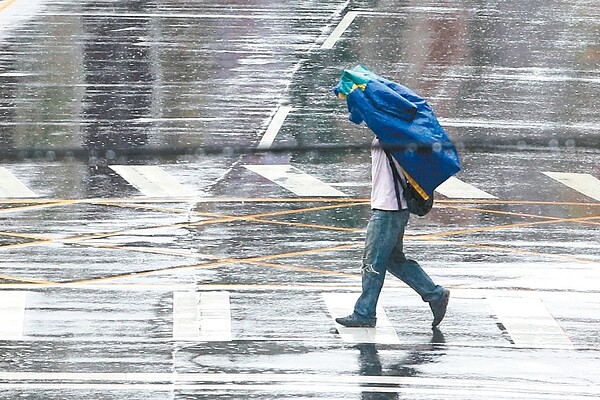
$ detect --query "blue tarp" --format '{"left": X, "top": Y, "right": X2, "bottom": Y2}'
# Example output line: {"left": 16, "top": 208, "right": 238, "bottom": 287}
{"left": 334, "top": 65, "right": 461, "bottom": 198}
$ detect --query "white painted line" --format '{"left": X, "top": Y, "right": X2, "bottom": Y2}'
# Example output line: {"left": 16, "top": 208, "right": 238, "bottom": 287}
{"left": 0, "top": 373, "right": 598, "bottom": 398}
{"left": 257, "top": 106, "right": 292, "bottom": 150}
{"left": 173, "top": 291, "right": 200, "bottom": 340}
{"left": 435, "top": 176, "right": 496, "bottom": 199}
{"left": 321, "top": 11, "right": 358, "bottom": 49}
{"left": 198, "top": 291, "right": 232, "bottom": 341}
{"left": 244, "top": 165, "right": 347, "bottom": 197}
{"left": 488, "top": 296, "right": 574, "bottom": 349}
{"left": 45, "top": 12, "right": 329, "bottom": 21}
{"left": 0, "top": 167, "right": 37, "bottom": 198}
{"left": 173, "top": 291, "right": 232, "bottom": 341}
{"left": 110, "top": 166, "right": 195, "bottom": 197}
{"left": 322, "top": 292, "right": 400, "bottom": 344}
{"left": 0, "top": 291, "right": 27, "bottom": 340}
{"left": 543, "top": 172, "right": 600, "bottom": 201}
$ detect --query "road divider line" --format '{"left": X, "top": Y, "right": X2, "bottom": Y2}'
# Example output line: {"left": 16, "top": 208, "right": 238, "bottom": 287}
{"left": 543, "top": 171, "right": 600, "bottom": 201}
{"left": 321, "top": 11, "right": 358, "bottom": 49}
{"left": 0, "top": 167, "right": 37, "bottom": 198}
{"left": 322, "top": 292, "right": 400, "bottom": 344}
{"left": 257, "top": 106, "right": 292, "bottom": 149}
{"left": 173, "top": 291, "right": 232, "bottom": 341}
{"left": 0, "top": 291, "right": 26, "bottom": 340}
{"left": 435, "top": 176, "right": 496, "bottom": 199}
{"left": 110, "top": 166, "right": 195, "bottom": 197}
{"left": 488, "top": 296, "right": 574, "bottom": 349}
{"left": 244, "top": 164, "right": 347, "bottom": 197}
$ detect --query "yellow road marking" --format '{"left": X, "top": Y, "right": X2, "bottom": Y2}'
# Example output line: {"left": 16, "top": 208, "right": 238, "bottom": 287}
{"left": 0, "top": 0, "right": 18, "bottom": 13}
{"left": 440, "top": 204, "right": 565, "bottom": 220}
{"left": 244, "top": 217, "right": 361, "bottom": 232}
{"left": 0, "top": 201, "right": 366, "bottom": 247}
{"left": 0, "top": 200, "right": 77, "bottom": 214}
{"left": 0, "top": 274, "right": 54, "bottom": 284}
{"left": 1, "top": 196, "right": 598, "bottom": 284}
{"left": 64, "top": 242, "right": 362, "bottom": 285}
{"left": 0, "top": 231, "right": 50, "bottom": 241}
{"left": 416, "top": 238, "right": 600, "bottom": 265}
{"left": 409, "top": 215, "right": 600, "bottom": 240}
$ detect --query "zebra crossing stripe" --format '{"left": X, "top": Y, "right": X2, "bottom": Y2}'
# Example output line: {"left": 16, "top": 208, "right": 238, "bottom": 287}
{"left": 322, "top": 292, "right": 400, "bottom": 344}
{"left": 435, "top": 176, "right": 496, "bottom": 199}
{"left": 0, "top": 291, "right": 27, "bottom": 340}
{"left": 0, "top": 167, "right": 37, "bottom": 198}
{"left": 543, "top": 172, "right": 600, "bottom": 201}
{"left": 110, "top": 166, "right": 195, "bottom": 197}
{"left": 488, "top": 296, "right": 574, "bottom": 349}
{"left": 244, "top": 165, "right": 347, "bottom": 197}
{"left": 173, "top": 291, "right": 232, "bottom": 341}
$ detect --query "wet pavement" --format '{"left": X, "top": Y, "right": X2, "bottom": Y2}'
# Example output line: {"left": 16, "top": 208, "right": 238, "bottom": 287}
{"left": 1, "top": 0, "right": 600, "bottom": 399}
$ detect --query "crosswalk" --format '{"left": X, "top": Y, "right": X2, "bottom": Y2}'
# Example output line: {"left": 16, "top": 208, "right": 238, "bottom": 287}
{"left": 0, "top": 289, "right": 585, "bottom": 349}
{"left": 0, "top": 165, "right": 598, "bottom": 201}
{"left": 0, "top": 167, "right": 38, "bottom": 198}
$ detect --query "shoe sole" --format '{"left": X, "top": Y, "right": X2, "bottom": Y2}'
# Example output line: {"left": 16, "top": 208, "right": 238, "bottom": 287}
{"left": 335, "top": 318, "right": 376, "bottom": 328}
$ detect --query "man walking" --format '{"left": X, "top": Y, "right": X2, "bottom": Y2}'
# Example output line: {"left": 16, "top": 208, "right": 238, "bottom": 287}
{"left": 335, "top": 138, "right": 450, "bottom": 329}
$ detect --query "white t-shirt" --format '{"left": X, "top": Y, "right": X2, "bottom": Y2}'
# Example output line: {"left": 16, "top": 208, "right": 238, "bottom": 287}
{"left": 371, "top": 138, "right": 408, "bottom": 211}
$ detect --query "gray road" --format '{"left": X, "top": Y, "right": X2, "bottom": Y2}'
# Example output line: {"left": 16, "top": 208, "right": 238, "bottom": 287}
{"left": 1, "top": 0, "right": 599, "bottom": 399}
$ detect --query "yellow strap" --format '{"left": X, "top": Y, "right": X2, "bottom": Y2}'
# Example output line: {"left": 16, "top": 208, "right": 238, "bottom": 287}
{"left": 400, "top": 167, "right": 430, "bottom": 200}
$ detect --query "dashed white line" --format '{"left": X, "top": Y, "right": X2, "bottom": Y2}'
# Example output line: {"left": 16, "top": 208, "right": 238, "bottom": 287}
{"left": 543, "top": 172, "right": 600, "bottom": 201}
{"left": 244, "top": 164, "right": 347, "bottom": 197}
{"left": 435, "top": 176, "right": 496, "bottom": 199}
{"left": 322, "top": 292, "right": 400, "bottom": 344}
{"left": 321, "top": 11, "right": 358, "bottom": 49}
{"left": 488, "top": 295, "right": 574, "bottom": 349}
{"left": 198, "top": 291, "right": 232, "bottom": 342}
{"left": 110, "top": 165, "right": 195, "bottom": 197}
{"left": 0, "top": 373, "right": 598, "bottom": 398}
{"left": 173, "top": 291, "right": 232, "bottom": 341}
{"left": 0, "top": 167, "right": 37, "bottom": 198}
{"left": 0, "top": 291, "right": 27, "bottom": 340}
{"left": 257, "top": 106, "right": 292, "bottom": 150}
{"left": 172, "top": 291, "right": 200, "bottom": 340}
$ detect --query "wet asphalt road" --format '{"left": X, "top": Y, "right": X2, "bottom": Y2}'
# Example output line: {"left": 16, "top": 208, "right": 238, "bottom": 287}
{"left": 1, "top": 0, "right": 600, "bottom": 399}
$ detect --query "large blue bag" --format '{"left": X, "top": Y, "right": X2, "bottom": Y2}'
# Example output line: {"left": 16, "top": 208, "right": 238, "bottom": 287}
{"left": 334, "top": 65, "right": 461, "bottom": 198}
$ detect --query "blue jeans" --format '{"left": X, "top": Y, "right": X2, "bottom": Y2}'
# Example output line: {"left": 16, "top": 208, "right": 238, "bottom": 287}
{"left": 353, "top": 209, "right": 445, "bottom": 319}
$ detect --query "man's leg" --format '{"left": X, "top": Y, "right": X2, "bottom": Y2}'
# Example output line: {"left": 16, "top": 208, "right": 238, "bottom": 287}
{"left": 385, "top": 212, "right": 450, "bottom": 327}
{"left": 336, "top": 210, "right": 400, "bottom": 327}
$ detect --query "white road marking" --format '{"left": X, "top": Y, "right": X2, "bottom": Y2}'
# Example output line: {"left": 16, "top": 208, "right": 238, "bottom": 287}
{"left": 257, "top": 106, "right": 292, "bottom": 150}
{"left": 0, "top": 167, "right": 37, "bottom": 198}
{"left": 110, "top": 166, "right": 195, "bottom": 197}
{"left": 488, "top": 296, "right": 574, "bottom": 349}
{"left": 0, "top": 373, "right": 598, "bottom": 398}
{"left": 172, "top": 291, "right": 200, "bottom": 340}
{"left": 435, "top": 176, "right": 496, "bottom": 199}
{"left": 543, "top": 172, "right": 600, "bottom": 201}
{"left": 322, "top": 292, "right": 400, "bottom": 344}
{"left": 321, "top": 11, "right": 358, "bottom": 49}
{"left": 173, "top": 291, "right": 232, "bottom": 341}
{"left": 198, "top": 291, "right": 232, "bottom": 341}
{"left": 0, "top": 291, "right": 27, "bottom": 340}
{"left": 244, "top": 164, "right": 347, "bottom": 197}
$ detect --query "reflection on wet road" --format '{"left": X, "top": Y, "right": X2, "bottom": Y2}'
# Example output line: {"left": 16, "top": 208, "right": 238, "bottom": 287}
{"left": 1, "top": 0, "right": 599, "bottom": 398}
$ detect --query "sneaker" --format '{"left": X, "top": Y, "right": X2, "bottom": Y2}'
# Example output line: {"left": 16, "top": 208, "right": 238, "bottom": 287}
{"left": 335, "top": 313, "right": 377, "bottom": 328}
{"left": 429, "top": 289, "right": 450, "bottom": 328}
